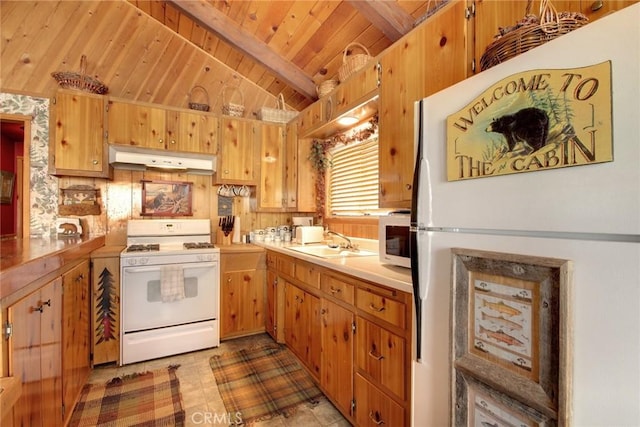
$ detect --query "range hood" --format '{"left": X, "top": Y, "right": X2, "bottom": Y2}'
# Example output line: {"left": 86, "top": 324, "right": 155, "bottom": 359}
{"left": 108, "top": 144, "right": 216, "bottom": 175}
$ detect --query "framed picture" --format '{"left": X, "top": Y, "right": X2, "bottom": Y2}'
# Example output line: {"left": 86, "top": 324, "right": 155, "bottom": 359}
{"left": 451, "top": 248, "right": 572, "bottom": 423}
{"left": 141, "top": 180, "right": 193, "bottom": 217}
{"left": 0, "top": 170, "right": 15, "bottom": 204}
{"left": 453, "top": 370, "right": 555, "bottom": 427}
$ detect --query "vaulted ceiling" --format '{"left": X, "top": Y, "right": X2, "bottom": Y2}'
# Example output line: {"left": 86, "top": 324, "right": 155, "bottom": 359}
{"left": 127, "top": 0, "right": 446, "bottom": 110}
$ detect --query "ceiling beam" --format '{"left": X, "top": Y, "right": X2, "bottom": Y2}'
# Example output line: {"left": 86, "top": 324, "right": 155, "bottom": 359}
{"left": 346, "top": 0, "right": 415, "bottom": 42}
{"left": 168, "top": 0, "right": 317, "bottom": 100}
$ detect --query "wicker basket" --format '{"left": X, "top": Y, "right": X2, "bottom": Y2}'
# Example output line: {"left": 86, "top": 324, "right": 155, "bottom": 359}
{"left": 221, "top": 85, "right": 245, "bottom": 117}
{"left": 188, "top": 85, "right": 210, "bottom": 111}
{"left": 317, "top": 79, "right": 339, "bottom": 98}
{"left": 338, "top": 42, "right": 372, "bottom": 83}
{"left": 480, "top": 0, "right": 588, "bottom": 71}
{"left": 51, "top": 55, "right": 108, "bottom": 94}
{"left": 257, "top": 93, "right": 298, "bottom": 123}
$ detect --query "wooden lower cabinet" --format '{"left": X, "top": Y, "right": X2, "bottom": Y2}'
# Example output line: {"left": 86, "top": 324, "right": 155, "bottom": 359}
{"left": 7, "top": 277, "right": 63, "bottom": 427}
{"left": 61, "top": 260, "right": 91, "bottom": 424}
{"left": 284, "top": 281, "right": 320, "bottom": 379}
{"left": 320, "top": 298, "right": 354, "bottom": 418}
{"left": 354, "top": 374, "right": 405, "bottom": 427}
{"left": 220, "top": 250, "right": 266, "bottom": 339}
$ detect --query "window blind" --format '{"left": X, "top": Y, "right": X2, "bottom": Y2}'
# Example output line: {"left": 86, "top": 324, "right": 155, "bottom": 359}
{"left": 328, "top": 136, "right": 380, "bottom": 215}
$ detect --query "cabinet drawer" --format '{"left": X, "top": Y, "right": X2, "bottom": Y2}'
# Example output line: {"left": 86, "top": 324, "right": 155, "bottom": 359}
{"left": 355, "top": 374, "right": 405, "bottom": 427}
{"left": 294, "top": 261, "right": 320, "bottom": 289}
{"left": 356, "top": 289, "right": 406, "bottom": 329}
{"left": 356, "top": 317, "right": 406, "bottom": 399}
{"left": 276, "top": 255, "right": 295, "bottom": 277}
{"left": 321, "top": 275, "right": 354, "bottom": 305}
{"left": 266, "top": 252, "right": 277, "bottom": 269}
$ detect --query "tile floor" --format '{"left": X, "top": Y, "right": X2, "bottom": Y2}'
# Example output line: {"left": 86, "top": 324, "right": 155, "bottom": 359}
{"left": 88, "top": 334, "right": 351, "bottom": 426}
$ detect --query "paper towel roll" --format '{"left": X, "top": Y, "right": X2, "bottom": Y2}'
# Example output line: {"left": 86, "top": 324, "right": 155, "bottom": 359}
{"left": 232, "top": 216, "right": 241, "bottom": 243}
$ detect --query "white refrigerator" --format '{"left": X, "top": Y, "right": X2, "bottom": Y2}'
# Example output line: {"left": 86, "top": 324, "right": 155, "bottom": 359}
{"left": 410, "top": 4, "right": 639, "bottom": 426}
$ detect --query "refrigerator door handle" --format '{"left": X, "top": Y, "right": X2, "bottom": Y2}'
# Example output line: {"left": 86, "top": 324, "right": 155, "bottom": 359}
{"left": 410, "top": 99, "right": 424, "bottom": 361}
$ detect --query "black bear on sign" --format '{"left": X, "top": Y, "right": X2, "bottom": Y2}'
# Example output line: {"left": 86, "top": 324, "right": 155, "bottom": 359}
{"left": 486, "top": 107, "right": 550, "bottom": 155}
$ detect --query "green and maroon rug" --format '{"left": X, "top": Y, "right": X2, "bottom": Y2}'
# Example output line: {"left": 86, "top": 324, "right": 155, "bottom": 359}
{"left": 209, "top": 344, "right": 322, "bottom": 425}
{"left": 69, "top": 365, "right": 184, "bottom": 426}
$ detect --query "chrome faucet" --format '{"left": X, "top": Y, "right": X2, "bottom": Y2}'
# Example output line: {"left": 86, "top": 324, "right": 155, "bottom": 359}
{"left": 326, "top": 230, "right": 358, "bottom": 251}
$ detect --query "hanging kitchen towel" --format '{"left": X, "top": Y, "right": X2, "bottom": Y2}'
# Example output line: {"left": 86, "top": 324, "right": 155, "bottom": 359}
{"left": 160, "top": 265, "right": 185, "bottom": 302}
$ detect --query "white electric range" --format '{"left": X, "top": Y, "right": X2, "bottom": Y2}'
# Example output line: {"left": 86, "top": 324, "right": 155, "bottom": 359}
{"left": 120, "top": 219, "right": 220, "bottom": 365}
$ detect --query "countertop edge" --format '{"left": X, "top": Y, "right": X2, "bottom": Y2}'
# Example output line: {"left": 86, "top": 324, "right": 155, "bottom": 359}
{"left": 254, "top": 242, "right": 413, "bottom": 294}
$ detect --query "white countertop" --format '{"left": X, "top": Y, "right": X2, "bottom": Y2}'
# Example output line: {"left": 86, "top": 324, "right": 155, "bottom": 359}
{"left": 253, "top": 240, "right": 413, "bottom": 294}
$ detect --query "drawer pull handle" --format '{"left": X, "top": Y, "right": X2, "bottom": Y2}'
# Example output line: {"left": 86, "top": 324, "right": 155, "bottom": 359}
{"left": 368, "top": 411, "right": 385, "bottom": 425}
{"left": 330, "top": 287, "right": 342, "bottom": 294}
{"left": 368, "top": 350, "right": 384, "bottom": 361}
{"left": 369, "top": 303, "right": 385, "bottom": 312}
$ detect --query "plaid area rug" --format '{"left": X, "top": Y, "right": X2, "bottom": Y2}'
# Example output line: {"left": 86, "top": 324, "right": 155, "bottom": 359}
{"left": 209, "top": 344, "right": 323, "bottom": 425}
{"left": 69, "top": 365, "right": 185, "bottom": 427}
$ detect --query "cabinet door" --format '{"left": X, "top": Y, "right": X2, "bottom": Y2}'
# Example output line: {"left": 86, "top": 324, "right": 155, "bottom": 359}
{"left": 91, "top": 254, "right": 120, "bottom": 365}
{"left": 220, "top": 269, "right": 263, "bottom": 338}
{"left": 354, "top": 374, "right": 405, "bottom": 427}
{"left": 284, "top": 282, "right": 320, "bottom": 377}
{"left": 321, "top": 299, "right": 354, "bottom": 417}
{"left": 334, "top": 61, "right": 379, "bottom": 117}
{"left": 217, "top": 118, "right": 256, "bottom": 184}
{"left": 297, "top": 102, "right": 323, "bottom": 137}
{"left": 266, "top": 269, "right": 277, "bottom": 339}
{"left": 51, "top": 90, "right": 108, "bottom": 178}
{"left": 61, "top": 260, "right": 91, "bottom": 423}
{"left": 378, "top": 0, "right": 467, "bottom": 208}
{"left": 107, "top": 100, "right": 166, "bottom": 149}
{"left": 166, "top": 110, "right": 218, "bottom": 154}
{"left": 8, "top": 278, "right": 63, "bottom": 427}
{"left": 295, "top": 138, "right": 317, "bottom": 213}
{"left": 284, "top": 121, "right": 299, "bottom": 210}
{"left": 257, "top": 123, "right": 285, "bottom": 210}
{"left": 356, "top": 317, "right": 406, "bottom": 400}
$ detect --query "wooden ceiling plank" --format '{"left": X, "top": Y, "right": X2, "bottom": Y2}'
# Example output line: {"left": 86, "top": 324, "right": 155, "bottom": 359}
{"left": 127, "top": 28, "right": 175, "bottom": 101}
{"left": 24, "top": 1, "right": 114, "bottom": 95}
{"left": 164, "top": 0, "right": 181, "bottom": 31}
{"left": 266, "top": 1, "right": 315, "bottom": 54}
{"left": 154, "top": 41, "right": 197, "bottom": 105}
{"left": 168, "top": 0, "right": 316, "bottom": 100}
{"left": 177, "top": 10, "right": 195, "bottom": 40}
{"left": 139, "top": 36, "right": 190, "bottom": 101}
{"left": 346, "top": 0, "right": 415, "bottom": 41}
{"left": 2, "top": 1, "right": 89, "bottom": 94}
{"left": 254, "top": 1, "right": 294, "bottom": 44}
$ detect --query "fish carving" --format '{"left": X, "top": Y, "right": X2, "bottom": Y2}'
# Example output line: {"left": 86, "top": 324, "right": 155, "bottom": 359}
{"left": 482, "top": 299, "right": 521, "bottom": 317}
{"left": 479, "top": 325, "right": 524, "bottom": 347}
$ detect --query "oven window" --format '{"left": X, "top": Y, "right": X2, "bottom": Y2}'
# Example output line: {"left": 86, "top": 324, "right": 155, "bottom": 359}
{"left": 385, "top": 225, "right": 410, "bottom": 257}
{"left": 147, "top": 277, "right": 198, "bottom": 302}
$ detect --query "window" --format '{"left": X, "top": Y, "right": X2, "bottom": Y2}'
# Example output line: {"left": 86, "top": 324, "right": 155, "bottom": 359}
{"left": 327, "top": 133, "right": 383, "bottom": 216}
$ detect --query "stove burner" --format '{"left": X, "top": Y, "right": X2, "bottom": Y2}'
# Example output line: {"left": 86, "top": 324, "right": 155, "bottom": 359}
{"left": 126, "top": 243, "right": 160, "bottom": 252}
{"left": 184, "top": 242, "right": 215, "bottom": 249}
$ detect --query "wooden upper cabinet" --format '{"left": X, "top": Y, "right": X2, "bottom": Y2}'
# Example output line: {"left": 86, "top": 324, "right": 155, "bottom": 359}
{"left": 333, "top": 61, "right": 379, "bottom": 118}
{"left": 107, "top": 100, "right": 166, "bottom": 150}
{"left": 378, "top": 0, "right": 468, "bottom": 208}
{"left": 295, "top": 138, "right": 317, "bottom": 213}
{"left": 256, "top": 122, "right": 285, "bottom": 211}
{"left": 297, "top": 101, "right": 324, "bottom": 137}
{"left": 165, "top": 110, "right": 218, "bottom": 154}
{"left": 284, "top": 121, "right": 299, "bottom": 210}
{"left": 50, "top": 90, "right": 111, "bottom": 178}
{"left": 216, "top": 117, "right": 257, "bottom": 184}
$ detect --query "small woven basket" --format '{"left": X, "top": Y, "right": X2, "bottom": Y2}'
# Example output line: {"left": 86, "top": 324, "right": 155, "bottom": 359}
{"left": 480, "top": 0, "right": 588, "bottom": 71}
{"left": 188, "top": 85, "right": 210, "bottom": 111}
{"left": 317, "top": 79, "right": 339, "bottom": 98}
{"left": 338, "top": 42, "right": 372, "bottom": 83}
{"left": 51, "top": 55, "right": 108, "bottom": 94}
{"left": 257, "top": 93, "right": 298, "bottom": 123}
{"left": 221, "top": 85, "right": 245, "bottom": 117}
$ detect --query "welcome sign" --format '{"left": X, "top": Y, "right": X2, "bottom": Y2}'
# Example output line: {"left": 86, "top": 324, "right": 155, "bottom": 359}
{"left": 446, "top": 61, "right": 613, "bottom": 181}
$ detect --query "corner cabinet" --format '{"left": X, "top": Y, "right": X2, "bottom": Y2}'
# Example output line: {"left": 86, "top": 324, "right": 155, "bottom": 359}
{"left": 220, "top": 249, "right": 266, "bottom": 339}
{"left": 50, "top": 90, "right": 111, "bottom": 178}
{"left": 378, "top": 0, "right": 468, "bottom": 208}
{"left": 215, "top": 117, "right": 257, "bottom": 184}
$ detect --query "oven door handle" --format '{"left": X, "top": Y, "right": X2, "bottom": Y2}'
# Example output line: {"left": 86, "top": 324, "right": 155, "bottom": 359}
{"left": 123, "top": 262, "right": 217, "bottom": 274}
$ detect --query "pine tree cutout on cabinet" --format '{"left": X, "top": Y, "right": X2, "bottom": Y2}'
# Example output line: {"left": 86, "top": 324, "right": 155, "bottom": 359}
{"left": 95, "top": 267, "right": 116, "bottom": 343}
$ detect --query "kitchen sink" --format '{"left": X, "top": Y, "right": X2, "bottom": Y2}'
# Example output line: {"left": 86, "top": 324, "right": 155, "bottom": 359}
{"left": 286, "top": 245, "right": 377, "bottom": 259}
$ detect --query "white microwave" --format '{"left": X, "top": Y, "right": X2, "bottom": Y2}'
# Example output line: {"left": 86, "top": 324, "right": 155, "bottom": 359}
{"left": 378, "top": 213, "right": 411, "bottom": 268}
